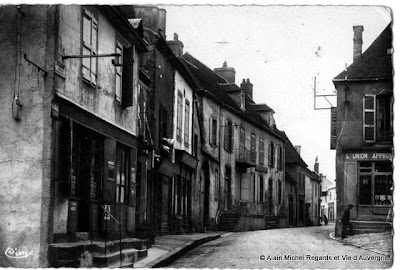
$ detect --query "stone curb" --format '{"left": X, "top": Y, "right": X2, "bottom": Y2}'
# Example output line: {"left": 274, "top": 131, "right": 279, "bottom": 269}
{"left": 329, "top": 232, "right": 391, "bottom": 257}
{"left": 143, "top": 234, "right": 221, "bottom": 268}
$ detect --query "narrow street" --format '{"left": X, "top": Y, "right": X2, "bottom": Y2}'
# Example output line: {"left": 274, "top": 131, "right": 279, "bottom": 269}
{"left": 168, "top": 225, "right": 392, "bottom": 269}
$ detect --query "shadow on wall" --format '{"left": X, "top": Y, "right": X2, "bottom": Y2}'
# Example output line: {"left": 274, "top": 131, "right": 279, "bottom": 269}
{"left": 0, "top": 226, "right": 13, "bottom": 267}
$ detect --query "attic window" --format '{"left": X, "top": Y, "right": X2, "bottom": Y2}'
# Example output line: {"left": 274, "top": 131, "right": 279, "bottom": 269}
{"left": 240, "top": 93, "right": 245, "bottom": 110}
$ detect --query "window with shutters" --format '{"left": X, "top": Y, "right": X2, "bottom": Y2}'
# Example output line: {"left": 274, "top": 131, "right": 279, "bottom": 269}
{"left": 115, "top": 42, "right": 123, "bottom": 103}
{"left": 184, "top": 99, "right": 190, "bottom": 147}
{"left": 363, "top": 94, "right": 393, "bottom": 143}
{"left": 268, "top": 141, "right": 275, "bottom": 168}
{"left": 82, "top": 9, "right": 98, "bottom": 86}
{"left": 210, "top": 117, "right": 218, "bottom": 146}
{"left": 224, "top": 119, "right": 233, "bottom": 152}
{"left": 277, "top": 145, "right": 283, "bottom": 170}
{"left": 239, "top": 126, "right": 245, "bottom": 157}
{"left": 176, "top": 92, "right": 183, "bottom": 142}
{"left": 250, "top": 133, "right": 256, "bottom": 162}
{"left": 259, "top": 137, "right": 264, "bottom": 164}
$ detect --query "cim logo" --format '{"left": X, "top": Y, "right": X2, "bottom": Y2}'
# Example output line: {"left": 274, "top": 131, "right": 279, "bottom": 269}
{"left": 5, "top": 247, "right": 33, "bottom": 259}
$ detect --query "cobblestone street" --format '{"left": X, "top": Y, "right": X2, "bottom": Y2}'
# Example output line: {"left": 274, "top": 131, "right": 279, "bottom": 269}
{"left": 169, "top": 225, "right": 393, "bottom": 269}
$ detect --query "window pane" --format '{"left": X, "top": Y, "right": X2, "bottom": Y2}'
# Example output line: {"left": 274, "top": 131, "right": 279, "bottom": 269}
{"left": 359, "top": 162, "right": 372, "bottom": 172}
{"left": 359, "top": 175, "right": 371, "bottom": 205}
{"left": 365, "top": 112, "right": 374, "bottom": 125}
{"left": 375, "top": 162, "right": 392, "bottom": 173}
{"left": 120, "top": 186, "right": 125, "bottom": 203}
{"left": 92, "top": 21, "right": 97, "bottom": 51}
{"left": 364, "top": 127, "right": 374, "bottom": 141}
{"left": 374, "top": 175, "right": 390, "bottom": 205}
{"left": 83, "top": 15, "right": 91, "bottom": 45}
{"left": 365, "top": 96, "right": 374, "bottom": 109}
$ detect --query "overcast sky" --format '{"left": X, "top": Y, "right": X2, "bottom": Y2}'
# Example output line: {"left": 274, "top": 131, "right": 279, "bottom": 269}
{"left": 159, "top": 5, "right": 392, "bottom": 181}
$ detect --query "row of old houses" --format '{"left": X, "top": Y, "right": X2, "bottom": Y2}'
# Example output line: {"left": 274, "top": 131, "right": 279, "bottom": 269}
{"left": 0, "top": 5, "right": 323, "bottom": 268}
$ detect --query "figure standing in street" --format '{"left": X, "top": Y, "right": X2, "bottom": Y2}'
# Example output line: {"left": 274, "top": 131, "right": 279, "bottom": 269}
{"left": 324, "top": 214, "right": 328, "bottom": 225}
{"left": 341, "top": 204, "right": 353, "bottom": 239}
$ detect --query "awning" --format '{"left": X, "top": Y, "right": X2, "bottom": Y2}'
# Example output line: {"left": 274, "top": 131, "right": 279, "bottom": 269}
{"left": 175, "top": 150, "right": 198, "bottom": 170}
{"left": 157, "top": 158, "right": 179, "bottom": 177}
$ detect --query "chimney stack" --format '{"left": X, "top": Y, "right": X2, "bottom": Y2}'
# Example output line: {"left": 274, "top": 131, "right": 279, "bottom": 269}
{"left": 214, "top": 61, "right": 236, "bottom": 83}
{"left": 295, "top": 145, "right": 301, "bottom": 155}
{"left": 240, "top": 78, "right": 253, "bottom": 99}
{"left": 314, "top": 156, "right": 319, "bottom": 174}
{"left": 353, "top": 25, "right": 364, "bottom": 62}
{"left": 167, "top": 33, "right": 184, "bottom": 57}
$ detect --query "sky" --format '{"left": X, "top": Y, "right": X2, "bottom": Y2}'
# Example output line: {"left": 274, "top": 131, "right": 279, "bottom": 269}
{"left": 157, "top": 4, "right": 392, "bottom": 181}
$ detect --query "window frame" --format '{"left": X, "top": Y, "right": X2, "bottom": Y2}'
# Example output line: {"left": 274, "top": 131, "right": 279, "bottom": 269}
{"left": 224, "top": 119, "right": 234, "bottom": 152}
{"left": 115, "top": 41, "right": 123, "bottom": 103}
{"left": 176, "top": 91, "right": 183, "bottom": 142}
{"left": 82, "top": 9, "right": 98, "bottom": 86}
{"left": 250, "top": 133, "right": 257, "bottom": 162}
{"left": 259, "top": 137, "right": 264, "bottom": 164}
{"left": 210, "top": 117, "right": 218, "bottom": 146}
{"left": 115, "top": 145, "right": 130, "bottom": 204}
{"left": 184, "top": 99, "right": 190, "bottom": 147}
{"left": 363, "top": 94, "right": 376, "bottom": 142}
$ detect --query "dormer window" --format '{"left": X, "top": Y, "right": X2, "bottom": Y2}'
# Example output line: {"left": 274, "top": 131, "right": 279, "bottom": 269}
{"left": 240, "top": 92, "right": 245, "bottom": 110}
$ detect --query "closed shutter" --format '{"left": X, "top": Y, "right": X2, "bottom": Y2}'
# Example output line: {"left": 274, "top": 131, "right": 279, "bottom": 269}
{"left": 122, "top": 46, "right": 134, "bottom": 108}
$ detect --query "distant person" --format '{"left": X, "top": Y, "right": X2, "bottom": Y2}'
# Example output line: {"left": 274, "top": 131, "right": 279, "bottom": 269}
{"left": 324, "top": 214, "right": 328, "bottom": 225}
{"left": 341, "top": 204, "right": 353, "bottom": 239}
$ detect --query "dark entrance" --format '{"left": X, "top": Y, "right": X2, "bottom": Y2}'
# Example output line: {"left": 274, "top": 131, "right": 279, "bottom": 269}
{"left": 224, "top": 166, "right": 232, "bottom": 210}
{"left": 73, "top": 124, "right": 103, "bottom": 232}
{"left": 268, "top": 178, "right": 273, "bottom": 215}
{"left": 203, "top": 161, "right": 210, "bottom": 229}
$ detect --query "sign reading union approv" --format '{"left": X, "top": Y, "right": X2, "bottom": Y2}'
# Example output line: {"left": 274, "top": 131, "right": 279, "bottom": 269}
{"left": 345, "top": 152, "right": 392, "bottom": 160}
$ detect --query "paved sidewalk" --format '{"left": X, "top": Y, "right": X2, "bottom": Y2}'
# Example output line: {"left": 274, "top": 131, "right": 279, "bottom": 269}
{"left": 134, "top": 232, "right": 222, "bottom": 268}
{"left": 330, "top": 231, "right": 393, "bottom": 256}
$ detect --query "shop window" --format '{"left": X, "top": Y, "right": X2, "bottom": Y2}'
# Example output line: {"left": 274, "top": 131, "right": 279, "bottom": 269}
{"left": 224, "top": 119, "right": 233, "bottom": 152}
{"left": 116, "top": 145, "right": 130, "bottom": 203}
{"left": 82, "top": 9, "right": 98, "bottom": 86}
{"left": 359, "top": 161, "right": 392, "bottom": 206}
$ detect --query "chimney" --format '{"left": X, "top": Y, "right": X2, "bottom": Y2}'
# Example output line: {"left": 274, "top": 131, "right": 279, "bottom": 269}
{"left": 295, "top": 145, "right": 301, "bottom": 155}
{"left": 314, "top": 156, "right": 319, "bottom": 174}
{"left": 240, "top": 78, "right": 253, "bottom": 99}
{"left": 167, "top": 33, "right": 184, "bottom": 57}
{"left": 353, "top": 25, "right": 364, "bottom": 62}
{"left": 214, "top": 61, "right": 236, "bottom": 83}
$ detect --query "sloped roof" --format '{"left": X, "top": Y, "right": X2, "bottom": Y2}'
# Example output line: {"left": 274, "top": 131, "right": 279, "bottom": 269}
{"left": 182, "top": 52, "right": 284, "bottom": 141}
{"left": 279, "top": 131, "right": 308, "bottom": 167}
{"left": 334, "top": 23, "right": 393, "bottom": 81}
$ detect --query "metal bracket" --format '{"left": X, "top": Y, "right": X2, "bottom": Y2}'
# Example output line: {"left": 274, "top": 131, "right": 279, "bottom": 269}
{"left": 24, "top": 54, "right": 47, "bottom": 76}
{"left": 61, "top": 53, "right": 121, "bottom": 60}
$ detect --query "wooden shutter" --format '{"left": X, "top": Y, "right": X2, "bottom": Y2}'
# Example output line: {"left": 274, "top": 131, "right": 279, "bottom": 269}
{"left": 122, "top": 46, "right": 134, "bottom": 108}
{"left": 330, "top": 107, "right": 338, "bottom": 149}
{"left": 224, "top": 119, "right": 229, "bottom": 150}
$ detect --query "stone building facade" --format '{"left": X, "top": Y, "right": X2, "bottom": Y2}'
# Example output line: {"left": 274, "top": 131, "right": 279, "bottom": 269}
{"left": 332, "top": 24, "right": 393, "bottom": 236}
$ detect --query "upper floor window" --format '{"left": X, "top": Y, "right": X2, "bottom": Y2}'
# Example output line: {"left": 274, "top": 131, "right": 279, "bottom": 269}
{"left": 115, "top": 42, "right": 123, "bottom": 103}
{"left": 224, "top": 119, "right": 234, "bottom": 152}
{"left": 259, "top": 137, "right": 264, "bottom": 164}
{"left": 138, "top": 84, "right": 147, "bottom": 138}
{"left": 176, "top": 92, "right": 183, "bottom": 142}
{"left": 363, "top": 94, "right": 393, "bottom": 143}
{"left": 268, "top": 141, "right": 275, "bottom": 168}
{"left": 184, "top": 99, "right": 190, "bottom": 147}
{"left": 277, "top": 145, "right": 283, "bottom": 171}
{"left": 239, "top": 126, "right": 245, "bottom": 156}
{"left": 82, "top": 9, "right": 98, "bottom": 86}
{"left": 210, "top": 117, "right": 218, "bottom": 146}
{"left": 250, "top": 133, "right": 256, "bottom": 162}
{"left": 240, "top": 92, "right": 245, "bottom": 110}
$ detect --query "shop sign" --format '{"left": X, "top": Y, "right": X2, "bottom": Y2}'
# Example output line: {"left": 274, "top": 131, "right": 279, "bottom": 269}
{"left": 345, "top": 152, "right": 392, "bottom": 160}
